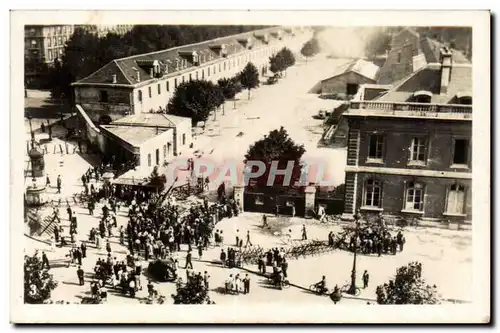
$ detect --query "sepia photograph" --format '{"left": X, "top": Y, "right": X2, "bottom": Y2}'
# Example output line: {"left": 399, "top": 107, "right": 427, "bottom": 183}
{"left": 10, "top": 10, "right": 490, "bottom": 324}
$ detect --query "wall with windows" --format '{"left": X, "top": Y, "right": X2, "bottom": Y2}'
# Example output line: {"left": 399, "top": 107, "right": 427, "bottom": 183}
{"left": 74, "top": 86, "right": 133, "bottom": 123}
{"left": 138, "top": 128, "right": 175, "bottom": 171}
{"left": 354, "top": 117, "right": 472, "bottom": 172}
{"left": 353, "top": 173, "right": 472, "bottom": 220}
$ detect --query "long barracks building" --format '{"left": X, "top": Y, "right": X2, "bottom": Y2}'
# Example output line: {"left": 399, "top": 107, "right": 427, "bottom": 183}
{"left": 72, "top": 26, "right": 312, "bottom": 124}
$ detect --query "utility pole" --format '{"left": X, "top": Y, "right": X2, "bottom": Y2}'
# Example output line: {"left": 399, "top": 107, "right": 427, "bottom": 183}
{"left": 348, "top": 210, "right": 361, "bottom": 295}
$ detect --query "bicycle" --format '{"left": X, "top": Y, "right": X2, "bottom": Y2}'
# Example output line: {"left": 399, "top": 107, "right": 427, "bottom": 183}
{"left": 339, "top": 283, "right": 361, "bottom": 296}
{"left": 309, "top": 283, "right": 330, "bottom": 295}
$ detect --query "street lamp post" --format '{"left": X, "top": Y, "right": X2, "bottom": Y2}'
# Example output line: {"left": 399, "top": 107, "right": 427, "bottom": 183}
{"left": 347, "top": 210, "right": 361, "bottom": 295}
{"left": 27, "top": 115, "right": 34, "bottom": 142}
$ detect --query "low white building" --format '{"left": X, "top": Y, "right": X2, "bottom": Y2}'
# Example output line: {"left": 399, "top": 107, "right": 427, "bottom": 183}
{"left": 100, "top": 113, "right": 192, "bottom": 172}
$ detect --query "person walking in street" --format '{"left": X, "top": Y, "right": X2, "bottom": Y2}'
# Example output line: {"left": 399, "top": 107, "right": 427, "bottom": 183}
{"left": 67, "top": 206, "right": 73, "bottom": 222}
{"left": 197, "top": 243, "right": 203, "bottom": 260}
{"left": 76, "top": 247, "right": 82, "bottom": 266}
{"left": 81, "top": 242, "right": 87, "bottom": 258}
{"left": 262, "top": 214, "right": 268, "bottom": 228}
{"left": 77, "top": 266, "right": 85, "bottom": 286}
{"left": 220, "top": 249, "right": 226, "bottom": 267}
{"left": 243, "top": 274, "right": 250, "bottom": 294}
{"left": 245, "top": 230, "right": 252, "bottom": 247}
{"left": 203, "top": 271, "right": 210, "bottom": 290}
{"left": 56, "top": 175, "right": 62, "bottom": 194}
{"left": 362, "top": 270, "right": 370, "bottom": 289}
{"left": 41, "top": 251, "right": 50, "bottom": 270}
{"left": 46, "top": 174, "right": 51, "bottom": 188}
{"left": 184, "top": 250, "right": 193, "bottom": 269}
{"left": 87, "top": 200, "right": 94, "bottom": 216}
{"left": 301, "top": 224, "right": 308, "bottom": 241}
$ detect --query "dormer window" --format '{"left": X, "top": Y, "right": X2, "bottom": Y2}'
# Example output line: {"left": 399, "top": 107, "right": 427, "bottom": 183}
{"left": 175, "top": 59, "right": 180, "bottom": 70}
{"left": 412, "top": 90, "right": 432, "bottom": 103}
{"left": 456, "top": 92, "right": 472, "bottom": 105}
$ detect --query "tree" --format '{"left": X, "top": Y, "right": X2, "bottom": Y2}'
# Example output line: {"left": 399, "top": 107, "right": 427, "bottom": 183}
{"left": 376, "top": 261, "right": 440, "bottom": 305}
{"left": 167, "top": 80, "right": 224, "bottom": 125}
{"left": 24, "top": 253, "right": 58, "bottom": 304}
{"left": 269, "top": 53, "right": 286, "bottom": 77}
{"left": 270, "top": 47, "right": 296, "bottom": 77}
{"left": 279, "top": 47, "right": 296, "bottom": 74}
{"left": 148, "top": 165, "right": 166, "bottom": 190}
{"left": 244, "top": 127, "right": 306, "bottom": 189}
{"left": 239, "top": 62, "right": 260, "bottom": 100}
{"left": 217, "top": 77, "right": 238, "bottom": 113}
{"left": 300, "top": 40, "right": 315, "bottom": 63}
{"left": 172, "top": 274, "right": 213, "bottom": 304}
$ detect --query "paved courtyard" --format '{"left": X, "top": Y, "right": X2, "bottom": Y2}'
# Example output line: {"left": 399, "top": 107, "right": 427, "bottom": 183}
{"left": 23, "top": 54, "right": 472, "bottom": 305}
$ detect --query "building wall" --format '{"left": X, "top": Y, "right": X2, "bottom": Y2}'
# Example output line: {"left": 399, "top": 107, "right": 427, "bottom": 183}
{"left": 173, "top": 119, "right": 193, "bottom": 157}
{"left": 321, "top": 72, "right": 376, "bottom": 95}
{"left": 25, "top": 25, "right": 74, "bottom": 65}
{"left": 344, "top": 116, "right": 472, "bottom": 221}
{"left": 74, "top": 86, "right": 133, "bottom": 122}
{"left": 354, "top": 117, "right": 472, "bottom": 172}
{"left": 353, "top": 172, "right": 472, "bottom": 220}
{"left": 130, "top": 42, "right": 287, "bottom": 114}
{"left": 378, "top": 30, "right": 421, "bottom": 85}
{"left": 138, "top": 129, "right": 175, "bottom": 171}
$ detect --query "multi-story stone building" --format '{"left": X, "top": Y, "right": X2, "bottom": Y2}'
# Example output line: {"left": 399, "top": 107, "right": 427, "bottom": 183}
{"left": 342, "top": 47, "right": 472, "bottom": 226}
{"left": 72, "top": 26, "right": 312, "bottom": 124}
{"left": 24, "top": 25, "right": 75, "bottom": 66}
{"left": 377, "top": 27, "right": 470, "bottom": 85}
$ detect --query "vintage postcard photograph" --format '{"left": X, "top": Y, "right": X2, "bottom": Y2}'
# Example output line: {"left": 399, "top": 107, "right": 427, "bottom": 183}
{"left": 10, "top": 10, "right": 490, "bottom": 323}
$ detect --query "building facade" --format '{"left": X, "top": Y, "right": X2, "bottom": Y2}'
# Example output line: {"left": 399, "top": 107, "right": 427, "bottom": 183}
{"left": 342, "top": 48, "right": 472, "bottom": 225}
{"left": 72, "top": 26, "right": 312, "bottom": 123}
{"left": 25, "top": 25, "right": 75, "bottom": 66}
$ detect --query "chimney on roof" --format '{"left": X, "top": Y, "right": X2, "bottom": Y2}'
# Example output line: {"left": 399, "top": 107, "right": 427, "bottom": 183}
{"left": 136, "top": 70, "right": 140, "bottom": 82}
{"left": 440, "top": 46, "right": 452, "bottom": 95}
{"left": 112, "top": 74, "right": 117, "bottom": 84}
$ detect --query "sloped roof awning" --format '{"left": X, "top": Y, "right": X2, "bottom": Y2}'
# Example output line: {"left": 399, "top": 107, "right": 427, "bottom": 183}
{"left": 413, "top": 90, "right": 433, "bottom": 98}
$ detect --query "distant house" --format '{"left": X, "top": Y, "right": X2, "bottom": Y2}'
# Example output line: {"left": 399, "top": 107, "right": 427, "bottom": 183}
{"left": 319, "top": 59, "right": 379, "bottom": 98}
{"left": 377, "top": 27, "right": 470, "bottom": 85}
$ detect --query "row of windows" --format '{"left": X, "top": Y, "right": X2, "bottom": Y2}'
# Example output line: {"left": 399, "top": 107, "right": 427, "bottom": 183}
{"left": 363, "top": 180, "right": 467, "bottom": 215}
{"left": 146, "top": 134, "right": 186, "bottom": 167}
{"left": 46, "top": 48, "right": 64, "bottom": 62}
{"left": 367, "top": 134, "right": 470, "bottom": 166}
{"left": 135, "top": 49, "right": 274, "bottom": 103}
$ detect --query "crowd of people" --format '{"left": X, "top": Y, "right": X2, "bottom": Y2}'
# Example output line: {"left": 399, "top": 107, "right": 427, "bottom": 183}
{"left": 332, "top": 222, "right": 406, "bottom": 256}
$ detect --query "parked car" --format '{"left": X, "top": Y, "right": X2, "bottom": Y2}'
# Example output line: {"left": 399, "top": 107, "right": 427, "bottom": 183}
{"left": 267, "top": 74, "right": 279, "bottom": 85}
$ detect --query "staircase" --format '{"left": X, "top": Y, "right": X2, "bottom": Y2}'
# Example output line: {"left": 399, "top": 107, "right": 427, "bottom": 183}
{"left": 25, "top": 208, "right": 57, "bottom": 238}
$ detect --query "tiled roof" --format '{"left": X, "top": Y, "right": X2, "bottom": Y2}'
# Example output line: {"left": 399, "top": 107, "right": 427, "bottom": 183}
{"left": 101, "top": 125, "right": 171, "bottom": 147}
{"left": 377, "top": 63, "right": 472, "bottom": 104}
{"left": 74, "top": 26, "right": 290, "bottom": 87}
{"left": 419, "top": 37, "right": 470, "bottom": 64}
{"left": 111, "top": 113, "right": 188, "bottom": 127}
{"left": 322, "top": 59, "right": 379, "bottom": 82}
